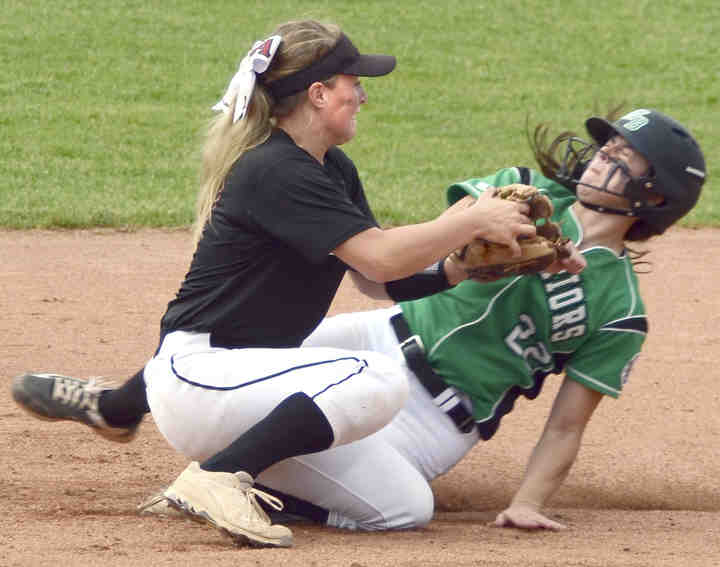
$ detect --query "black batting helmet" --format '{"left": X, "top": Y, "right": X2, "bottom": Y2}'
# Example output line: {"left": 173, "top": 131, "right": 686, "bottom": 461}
{"left": 584, "top": 108, "right": 707, "bottom": 235}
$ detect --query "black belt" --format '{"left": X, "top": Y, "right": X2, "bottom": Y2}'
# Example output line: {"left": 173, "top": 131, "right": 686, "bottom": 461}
{"left": 390, "top": 313, "right": 475, "bottom": 434}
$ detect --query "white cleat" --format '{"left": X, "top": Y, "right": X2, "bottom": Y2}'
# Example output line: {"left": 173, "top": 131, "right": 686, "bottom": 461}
{"left": 137, "top": 490, "right": 184, "bottom": 517}
{"left": 163, "top": 462, "right": 293, "bottom": 548}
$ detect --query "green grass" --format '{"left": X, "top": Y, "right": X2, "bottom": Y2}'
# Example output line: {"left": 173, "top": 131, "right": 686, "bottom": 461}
{"left": 2, "top": 0, "right": 718, "bottom": 228}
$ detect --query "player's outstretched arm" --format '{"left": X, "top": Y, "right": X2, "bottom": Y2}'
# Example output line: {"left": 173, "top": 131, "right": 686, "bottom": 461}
{"left": 333, "top": 193, "right": 533, "bottom": 283}
{"left": 492, "top": 377, "right": 602, "bottom": 531}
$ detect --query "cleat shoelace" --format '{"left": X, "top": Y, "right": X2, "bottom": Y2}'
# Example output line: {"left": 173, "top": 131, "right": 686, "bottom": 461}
{"left": 244, "top": 485, "right": 285, "bottom": 524}
{"left": 50, "top": 377, "right": 113, "bottom": 411}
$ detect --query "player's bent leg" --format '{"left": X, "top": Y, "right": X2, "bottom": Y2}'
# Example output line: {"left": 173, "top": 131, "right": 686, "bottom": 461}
{"left": 11, "top": 372, "right": 142, "bottom": 442}
{"left": 138, "top": 436, "right": 434, "bottom": 531}
{"left": 143, "top": 331, "right": 411, "bottom": 545}
{"left": 310, "top": 348, "right": 409, "bottom": 447}
{"left": 144, "top": 331, "right": 408, "bottom": 461}
{"left": 257, "top": 433, "right": 434, "bottom": 531}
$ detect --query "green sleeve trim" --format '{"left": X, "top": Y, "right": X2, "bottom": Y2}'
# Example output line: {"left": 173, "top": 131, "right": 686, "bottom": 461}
{"left": 565, "top": 365, "right": 621, "bottom": 398}
{"left": 447, "top": 180, "right": 492, "bottom": 205}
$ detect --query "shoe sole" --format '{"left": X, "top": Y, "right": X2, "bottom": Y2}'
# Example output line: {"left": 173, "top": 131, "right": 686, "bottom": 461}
{"left": 137, "top": 491, "right": 185, "bottom": 518}
{"left": 11, "top": 374, "right": 139, "bottom": 443}
{"left": 164, "top": 492, "right": 293, "bottom": 548}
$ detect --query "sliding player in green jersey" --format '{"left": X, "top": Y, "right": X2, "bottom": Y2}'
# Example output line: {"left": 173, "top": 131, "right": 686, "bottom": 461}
{"left": 234, "top": 107, "right": 706, "bottom": 531}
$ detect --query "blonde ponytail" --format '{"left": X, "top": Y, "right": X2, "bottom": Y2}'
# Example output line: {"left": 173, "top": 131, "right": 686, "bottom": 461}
{"left": 192, "top": 20, "right": 342, "bottom": 244}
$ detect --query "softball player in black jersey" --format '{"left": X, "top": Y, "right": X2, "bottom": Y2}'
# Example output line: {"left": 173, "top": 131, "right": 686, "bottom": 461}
{"left": 12, "top": 19, "right": 537, "bottom": 548}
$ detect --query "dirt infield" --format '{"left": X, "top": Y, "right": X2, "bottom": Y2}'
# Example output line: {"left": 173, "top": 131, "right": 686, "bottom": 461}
{"left": 1, "top": 228, "right": 719, "bottom": 567}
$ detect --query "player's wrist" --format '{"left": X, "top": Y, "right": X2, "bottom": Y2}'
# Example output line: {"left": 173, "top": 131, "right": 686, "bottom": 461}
{"left": 384, "top": 260, "right": 454, "bottom": 302}
{"left": 509, "top": 495, "right": 543, "bottom": 511}
{"left": 443, "top": 256, "right": 468, "bottom": 285}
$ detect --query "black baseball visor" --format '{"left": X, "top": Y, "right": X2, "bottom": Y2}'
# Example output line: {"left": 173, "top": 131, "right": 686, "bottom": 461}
{"left": 264, "top": 34, "right": 396, "bottom": 99}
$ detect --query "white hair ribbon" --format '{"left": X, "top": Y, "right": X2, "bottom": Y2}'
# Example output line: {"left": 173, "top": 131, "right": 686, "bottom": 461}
{"left": 212, "top": 35, "right": 282, "bottom": 123}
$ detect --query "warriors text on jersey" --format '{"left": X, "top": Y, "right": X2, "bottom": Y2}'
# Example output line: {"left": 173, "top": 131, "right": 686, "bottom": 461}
{"left": 401, "top": 167, "right": 648, "bottom": 440}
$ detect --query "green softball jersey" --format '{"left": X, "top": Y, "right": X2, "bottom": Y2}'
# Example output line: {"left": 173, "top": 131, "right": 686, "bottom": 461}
{"left": 400, "top": 167, "right": 648, "bottom": 440}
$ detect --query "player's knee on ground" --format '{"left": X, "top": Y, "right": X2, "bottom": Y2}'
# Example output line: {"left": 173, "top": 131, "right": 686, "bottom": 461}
{"left": 328, "top": 477, "right": 434, "bottom": 531}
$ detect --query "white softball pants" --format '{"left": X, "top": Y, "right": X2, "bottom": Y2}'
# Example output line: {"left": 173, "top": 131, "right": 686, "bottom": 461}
{"left": 256, "top": 306, "right": 481, "bottom": 531}
{"left": 144, "top": 328, "right": 408, "bottom": 463}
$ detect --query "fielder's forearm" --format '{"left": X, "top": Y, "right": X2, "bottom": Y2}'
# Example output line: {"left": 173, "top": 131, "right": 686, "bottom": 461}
{"left": 341, "top": 214, "right": 484, "bottom": 283}
{"left": 334, "top": 194, "right": 533, "bottom": 283}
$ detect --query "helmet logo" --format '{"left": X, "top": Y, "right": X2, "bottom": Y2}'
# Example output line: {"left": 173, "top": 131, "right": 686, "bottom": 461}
{"left": 619, "top": 109, "right": 652, "bottom": 132}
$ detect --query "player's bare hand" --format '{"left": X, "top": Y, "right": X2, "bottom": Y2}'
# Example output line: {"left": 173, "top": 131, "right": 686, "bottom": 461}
{"left": 543, "top": 240, "right": 587, "bottom": 275}
{"left": 440, "top": 195, "right": 476, "bottom": 217}
{"left": 491, "top": 504, "right": 567, "bottom": 531}
{"left": 467, "top": 190, "right": 536, "bottom": 257}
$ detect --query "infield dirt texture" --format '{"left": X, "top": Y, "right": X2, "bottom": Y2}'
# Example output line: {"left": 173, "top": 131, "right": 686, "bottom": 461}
{"left": 1, "top": 228, "right": 719, "bottom": 567}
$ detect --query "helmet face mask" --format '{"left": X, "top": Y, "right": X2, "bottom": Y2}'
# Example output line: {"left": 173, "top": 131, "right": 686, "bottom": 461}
{"left": 558, "top": 137, "right": 657, "bottom": 216}
{"left": 557, "top": 109, "right": 706, "bottom": 235}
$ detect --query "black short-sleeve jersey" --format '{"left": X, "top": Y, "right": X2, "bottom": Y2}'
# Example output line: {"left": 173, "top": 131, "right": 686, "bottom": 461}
{"left": 160, "top": 129, "right": 378, "bottom": 348}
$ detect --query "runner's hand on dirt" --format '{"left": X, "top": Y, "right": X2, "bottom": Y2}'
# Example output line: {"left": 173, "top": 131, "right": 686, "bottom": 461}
{"left": 491, "top": 504, "right": 567, "bottom": 531}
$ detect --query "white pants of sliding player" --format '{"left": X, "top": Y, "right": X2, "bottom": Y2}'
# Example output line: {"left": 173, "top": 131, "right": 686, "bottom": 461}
{"left": 144, "top": 328, "right": 409, "bottom": 462}
{"left": 257, "top": 306, "right": 481, "bottom": 531}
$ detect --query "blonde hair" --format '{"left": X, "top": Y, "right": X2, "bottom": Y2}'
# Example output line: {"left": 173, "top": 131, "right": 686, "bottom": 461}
{"left": 192, "top": 20, "right": 342, "bottom": 243}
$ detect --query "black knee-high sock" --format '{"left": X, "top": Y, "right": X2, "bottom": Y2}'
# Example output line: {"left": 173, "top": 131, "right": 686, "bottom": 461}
{"left": 98, "top": 369, "right": 150, "bottom": 426}
{"left": 254, "top": 483, "right": 330, "bottom": 524}
{"left": 200, "top": 392, "right": 334, "bottom": 478}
